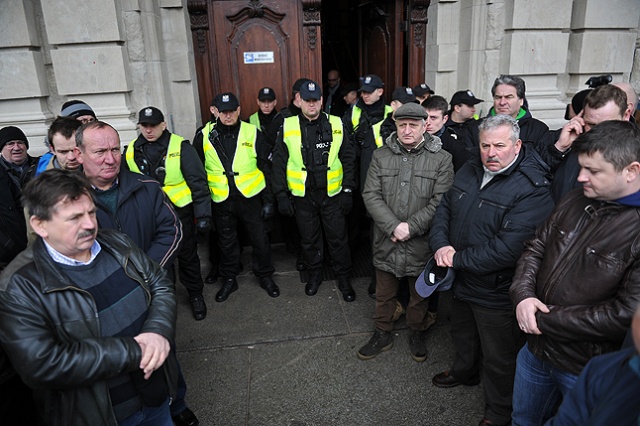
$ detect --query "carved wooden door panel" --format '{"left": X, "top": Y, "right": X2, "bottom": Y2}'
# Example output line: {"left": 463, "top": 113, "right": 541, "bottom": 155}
{"left": 358, "top": 0, "right": 429, "bottom": 99}
{"left": 188, "top": 0, "right": 322, "bottom": 124}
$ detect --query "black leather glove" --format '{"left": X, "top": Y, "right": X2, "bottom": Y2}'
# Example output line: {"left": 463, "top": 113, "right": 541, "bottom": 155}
{"left": 262, "top": 202, "right": 275, "bottom": 220}
{"left": 195, "top": 218, "right": 212, "bottom": 244}
{"left": 277, "top": 193, "right": 295, "bottom": 217}
{"left": 340, "top": 191, "right": 353, "bottom": 215}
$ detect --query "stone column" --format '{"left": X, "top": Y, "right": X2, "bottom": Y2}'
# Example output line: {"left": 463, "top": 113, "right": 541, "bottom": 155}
{"left": 500, "top": 0, "right": 572, "bottom": 129}
{"left": 0, "top": 0, "right": 50, "bottom": 153}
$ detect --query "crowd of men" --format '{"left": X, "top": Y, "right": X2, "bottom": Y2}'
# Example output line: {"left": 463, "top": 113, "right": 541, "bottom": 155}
{"left": 0, "top": 69, "right": 639, "bottom": 425}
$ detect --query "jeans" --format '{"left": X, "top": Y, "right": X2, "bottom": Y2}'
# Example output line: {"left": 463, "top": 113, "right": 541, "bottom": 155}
{"left": 512, "top": 344, "right": 579, "bottom": 426}
{"left": 119, "top": 398, "right": 173, "bottom": 426}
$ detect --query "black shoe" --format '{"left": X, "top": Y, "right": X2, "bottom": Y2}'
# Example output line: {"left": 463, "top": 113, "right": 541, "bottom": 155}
{"left": 215, "top": 278, "right": 238, "bottom": 302}
{"left": 337, "top": 276, "right": 356, "bottom": 302}
{"left": 172, "top": 407, "right": 199, "bottom": 426}
{"left": 305, "top": 269, "right": 323, "bottom": 296}
{"left": 432, "top": 370, "right": 480, "bottom": 388}
{"left": 408, "top": 330, "right": 427, "bottom": 362}
{"left": 357, "top": 330, "right": 393, "bottom": 360}
{"left": 260, "top": 276, "right": 280, "bottom": 298}
{"left": 204, "top": 267, "right": 218, "bottom": 284}
{"left": 189, "top": 294, "right": 207, "bottom": 321}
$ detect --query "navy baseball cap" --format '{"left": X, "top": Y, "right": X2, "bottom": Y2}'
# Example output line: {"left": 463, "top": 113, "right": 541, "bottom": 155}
{"left": 137, "top": 106, "right": 164, "bottom": 125}
{"left": 415, "top": 257, "right": 455, "bottom": 298}
{"left": 450, "top": 90, "right": 483, "bottom": 107}
{"left": 413, "top": 83, "right": 435, "bottom": 97}
{"left": 213, "top": 93, "right": 240, "bottom": 112}
{"left": 391, "top": 87, "right": 417, "bottom": 104}
{"left": 258, "top": 87, "right": 276, "bottom": 101}
{"left": 300, "top": 80, "right": 322, "bottom": 101}
{"left": 359, "top": 74, "right": 384, "bottom": 93}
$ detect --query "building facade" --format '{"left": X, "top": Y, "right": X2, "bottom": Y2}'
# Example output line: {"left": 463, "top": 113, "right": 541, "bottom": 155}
{"left": 1, "top": 0, "right": 638, "bottom": 155}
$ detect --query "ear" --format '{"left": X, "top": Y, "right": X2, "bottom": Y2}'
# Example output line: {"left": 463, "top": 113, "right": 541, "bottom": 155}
{"left": 443, "top": 114, "right": 449, "bottom": 122}
{"left": 161, "top": 122, "right": 167, "bottom": 131}
{"left": 273, "top": 99, "right": 277, "bottom": 107}
{"left": 74, "top": 147, "right": 83, "bottom": 163}
{"left": 514, "top": 138, "right": 523, "bottom": 153}
{"left": 237, "top": 106, "right": 241, "bottom": 115}
{"left": 626, "top": 161, "right": 640, "bottom": 182}
{"left": 30, "top": 216, "right": 48, "bottom": 239}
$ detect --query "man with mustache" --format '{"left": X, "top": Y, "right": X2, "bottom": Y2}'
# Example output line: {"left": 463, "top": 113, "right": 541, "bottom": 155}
{"left": 74, "top": 121, "right": 200, "bottom": 426}
{"left": 0, "top": 125, "right": 37, "bottom": 191}
{"left": 428, "top": 114, "right": 554, "bottom": 426}
{"left": 510, "top": 120, "right": 640, "bottom": 426}
{"left": 0, "top": 169, "right": 178, "bottom": 426}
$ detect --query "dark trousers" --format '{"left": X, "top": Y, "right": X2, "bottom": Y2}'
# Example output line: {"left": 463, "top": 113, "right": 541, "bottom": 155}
{"left": 373, "top": 269, "right": 431, "bottom": 332}
{"left": 172, "top": 205, "right": 204, "bottom": 297}
{"left": 212, "top": 195, "right": 274, "bottom": 278}
{"left": 292, "top": 189, "right": 351, "bottom": 276}
{"left": 450, "top": 297, "right": 525, "bottom": 424}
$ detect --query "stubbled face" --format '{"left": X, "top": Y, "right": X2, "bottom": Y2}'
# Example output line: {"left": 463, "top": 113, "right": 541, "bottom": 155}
{"left": 493, "top": 84, "right": 523, "bottom": 117}
{"left": 1, "top": 140, "right": 28, "bottom": 165}
{"left": 480, "top": 125, "right": 521, "bottom": 171}
{"left": 361, "top": 88, "right": 383, "bottom": 105}
{"left": 31, "top": 193, "right": 98, "bottom": 262}
{"left": 51, "top": 133, "right": 80, "bottom": 170}
{"left": 218, "top": 108, "right": 241, "bottom": 126}
{"left": 301, "top": 98, "right": 322, "bottom": 120}
{"left": 75, "top": 126, "right": 121, "bottom": 190}
{"left": 396, "top": 118, "right": 427, "bottom": 148}
{"left": 577, "top": 151, "right": 629, "bottom": 201}
{"left": 582, "top": 102, "right": 626, "bottom": 132}
{"left": 258, "top": 99, "right": 277, "bottom": 115}
{"left": 425, "top": 109, "right": 448, "bottom": 135}
{"left": 139, "top": 122, "right": 166, "bottom": 142}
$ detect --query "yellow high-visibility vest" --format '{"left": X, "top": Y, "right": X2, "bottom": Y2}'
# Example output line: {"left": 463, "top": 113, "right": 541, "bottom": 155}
{"left": 249, "top": 112, "right": 260, "bottom": 129}
{"left": 351, "top": 104, "right": 394, "bottom": 147}
{"left": 126, "top": 134, "right": 192, "bottom": 207}
{"left": 202, "top": 121, "right": 266, "bottom": 202}
{"left": 282, "top": 114, "right": 344, "bottom": 197}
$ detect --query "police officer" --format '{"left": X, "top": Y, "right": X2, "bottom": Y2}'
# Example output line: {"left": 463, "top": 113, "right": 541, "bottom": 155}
{"left": 249, "top": 87, "right": 278, "bottom": 134}
{"left": 202, "top": 92, "right": 279, "bottom": 302}
{"left": 272, "top": 80, "right": 357, "bottom": 301}
{"left": 125, "top": 106, "right": 211, "bottom": 321}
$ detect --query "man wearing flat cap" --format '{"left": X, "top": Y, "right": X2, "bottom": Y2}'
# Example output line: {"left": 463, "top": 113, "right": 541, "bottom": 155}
{"left": 125, "top": 106, "right": 211, "bottom": 322}
{"left": 272, "top": 80, "right": 357, "bottom": 301}
{"left": 358, "top": 102, "right": 453, "bottom": 362}
{"left": 249, "top": 87, "right": 278, "bottom": 134}
{"left": 200, "top": 93, "right": 279, "bottom": 303}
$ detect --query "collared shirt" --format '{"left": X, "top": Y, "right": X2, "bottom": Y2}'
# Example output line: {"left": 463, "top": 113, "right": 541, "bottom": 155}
{"left": 43, "top": 239, "right": 102, "bottom": 266}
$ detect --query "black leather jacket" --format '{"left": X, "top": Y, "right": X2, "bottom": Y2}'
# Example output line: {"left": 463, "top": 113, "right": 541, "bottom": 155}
{"left": 510, "top": 189, "right": 640, "bottom": 375}
{"left": 0, "top": 230, "right": 178, "bottom": 426}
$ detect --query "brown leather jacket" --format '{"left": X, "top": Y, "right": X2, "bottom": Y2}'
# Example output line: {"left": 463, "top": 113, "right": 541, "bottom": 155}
{"left": 510, "top": 189, "right": 640, "bottom": 375}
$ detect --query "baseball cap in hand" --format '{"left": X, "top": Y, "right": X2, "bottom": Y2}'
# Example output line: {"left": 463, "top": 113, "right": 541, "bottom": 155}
{"left": 415, "top": 257, "right": 455, "bottom": 298}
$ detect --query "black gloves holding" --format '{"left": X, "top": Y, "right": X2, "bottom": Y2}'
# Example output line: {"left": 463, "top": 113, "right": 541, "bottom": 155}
{"left": 195, "top": 217, "right": 212, "bottom": 244}
{"left": 277, "top": 193, "right": 295, "bottom": 217}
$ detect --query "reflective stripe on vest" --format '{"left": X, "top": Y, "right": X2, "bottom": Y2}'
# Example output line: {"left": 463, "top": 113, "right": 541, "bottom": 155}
{"left": 351, "top": 105, "right": 394, "bottom": 147}
{"left": 125, "top": 134, "right": 192, "bottom": 207}
{"left": 202, "top": 121, "right": 266, "bottom": 202}
{"left": 249, "top": 112, "right": 260, "bottom": 129}
{"left": 282, "top": 114, "right": 344, "bottom": 197}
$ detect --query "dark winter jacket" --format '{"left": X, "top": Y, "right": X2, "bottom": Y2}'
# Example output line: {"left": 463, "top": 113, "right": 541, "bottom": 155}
{"left": 510, "top": 189, "right": 640, "bottom": 375}
{"left": 0, "top": 166, "right": 26, "bottom": 267}
{"left": 0, "top": 230, "right": 178, "bottom": 426}
{"left": 429, "top": 145, "right": 554, "bottom": 309}
{"left": 94, "top": 169, "right": 182, "bottom": 269}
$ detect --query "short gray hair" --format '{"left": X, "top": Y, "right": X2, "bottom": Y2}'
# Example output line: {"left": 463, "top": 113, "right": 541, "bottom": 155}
{"left": 491, "top": 74, "right": 526, "bottom": 99}
{"left": 478, "top": 114, "right": 520, "bottom": 143}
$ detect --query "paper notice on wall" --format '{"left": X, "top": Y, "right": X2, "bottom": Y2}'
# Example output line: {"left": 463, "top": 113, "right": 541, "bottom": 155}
{"left": 243, "top": 51, "right": 274, "bottom": 64}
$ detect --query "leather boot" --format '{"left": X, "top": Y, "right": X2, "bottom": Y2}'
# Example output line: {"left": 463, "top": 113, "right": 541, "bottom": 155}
{"left": 337, "top": 275, "right": 356, "bottom": 302}
{"left": 215, "top": 277, "right": 238, "bottom": 302}
{"left": 305, "top": 269, "right": 323, "bottom": 296}
{"left": 259, "top": 276, "right": 280, "bottom": 298}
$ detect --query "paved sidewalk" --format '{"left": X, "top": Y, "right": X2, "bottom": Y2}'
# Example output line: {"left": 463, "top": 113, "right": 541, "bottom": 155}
{"left": 174, "top": 243, "right": 484, "bottom": 425}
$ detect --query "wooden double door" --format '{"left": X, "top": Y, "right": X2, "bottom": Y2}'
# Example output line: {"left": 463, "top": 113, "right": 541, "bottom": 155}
{"left": 187, "top": 0, "right": 429, "bottom": 124}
